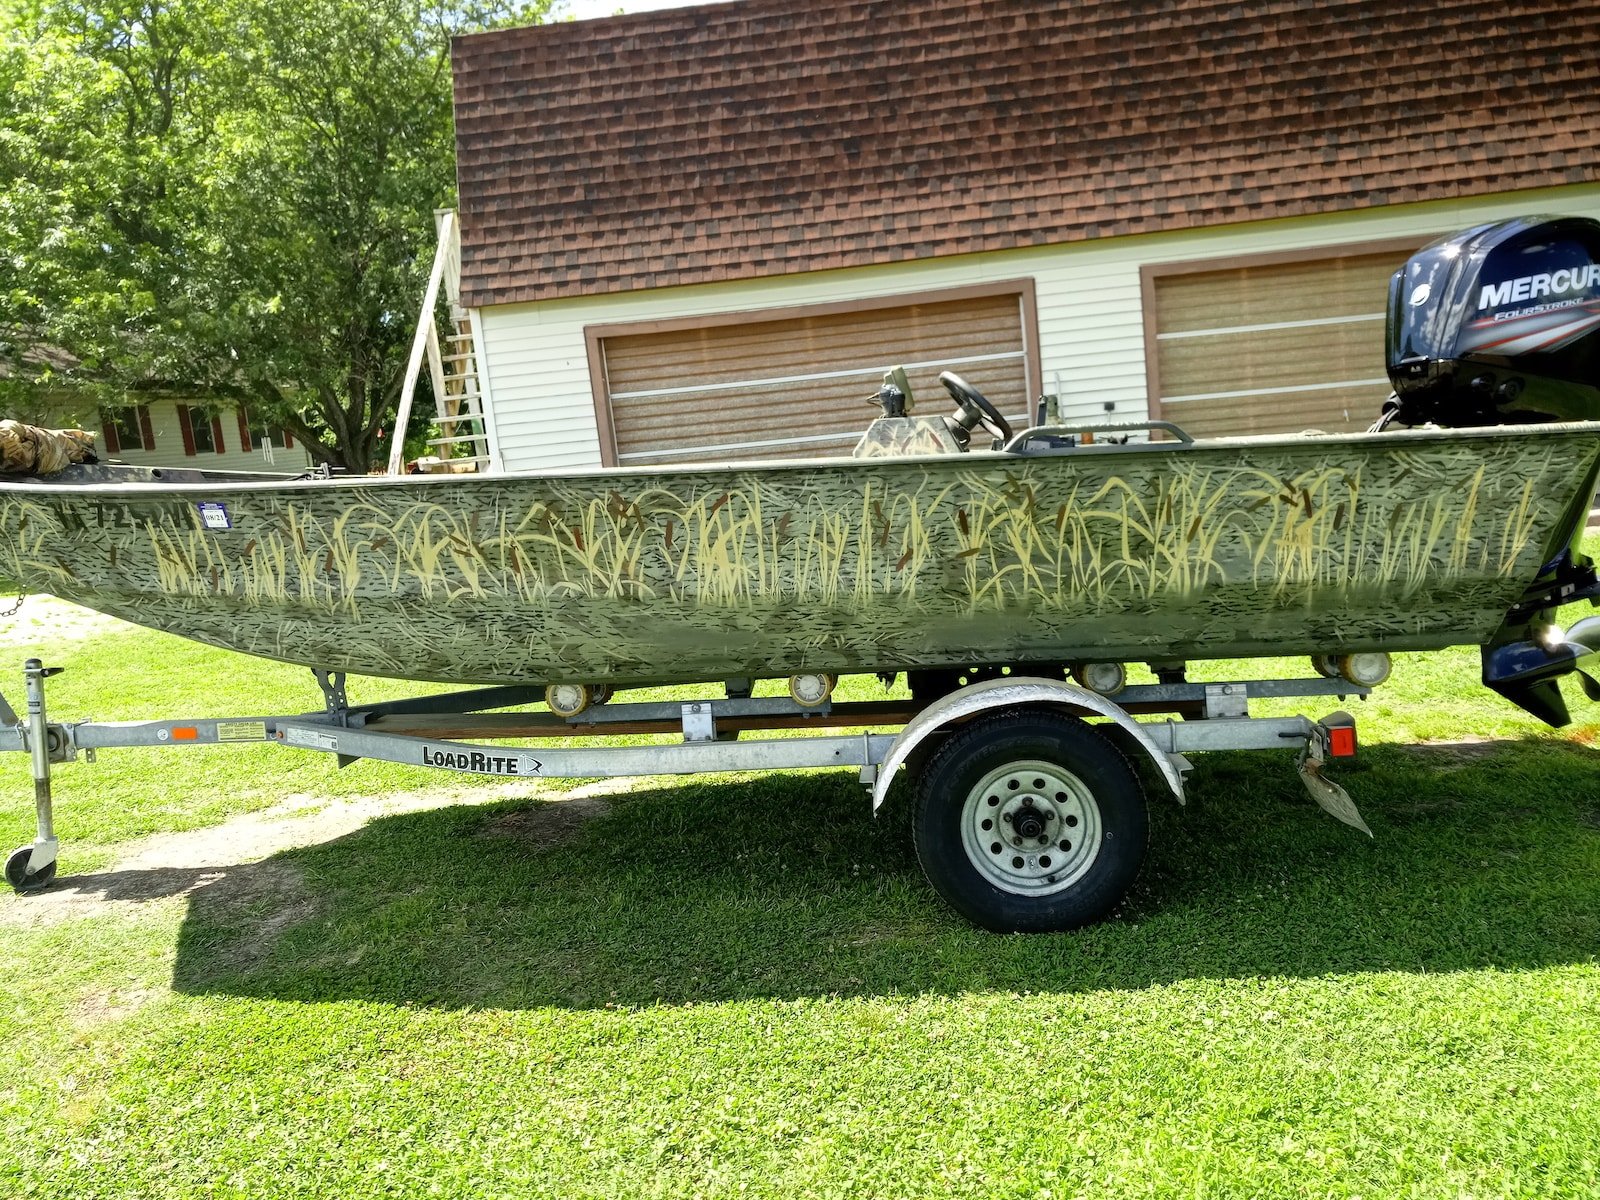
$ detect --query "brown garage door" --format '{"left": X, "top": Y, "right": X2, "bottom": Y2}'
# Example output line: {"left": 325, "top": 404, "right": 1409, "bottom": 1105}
{"left": 596, "top": 286, "right": 1034, "bottom": 465}
{"left": 1150, "top": 247, "right": 1418, "bottom": 439}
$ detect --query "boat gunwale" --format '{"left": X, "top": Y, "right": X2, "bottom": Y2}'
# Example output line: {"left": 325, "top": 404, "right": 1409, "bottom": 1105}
{"left": 6, "top": 421, "right": 1600, "bottom": 497}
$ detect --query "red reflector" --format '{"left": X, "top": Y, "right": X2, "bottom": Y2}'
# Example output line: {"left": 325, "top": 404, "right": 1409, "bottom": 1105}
{"left": 171, "top": 727, "right": 199, "bottom": 742}
{"left": 1328, "top": 726, "right": 1357, "bottom": 758}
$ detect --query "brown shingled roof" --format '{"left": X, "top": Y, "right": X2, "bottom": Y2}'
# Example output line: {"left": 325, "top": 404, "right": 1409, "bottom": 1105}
{"left": 451, "top": 0, "right": 1600, "bottom": 308}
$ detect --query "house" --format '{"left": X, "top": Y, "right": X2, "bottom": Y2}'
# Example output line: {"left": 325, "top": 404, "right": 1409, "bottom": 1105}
{"left": 95, "top": 400, "right": 313, "bottom": 472}
{"left": 2, "top": 339, "right": 313, "bottom": 471}
{"left": 0, "top": 392, "right": 312, "bottom": 472}
{"left": 444, "top": 0, "right": 1600, "bottom": 474}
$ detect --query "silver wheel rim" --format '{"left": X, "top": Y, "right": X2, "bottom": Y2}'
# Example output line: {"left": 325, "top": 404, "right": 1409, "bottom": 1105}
{"left": 960, "top": 758, "right": 1103, "bottom": 895}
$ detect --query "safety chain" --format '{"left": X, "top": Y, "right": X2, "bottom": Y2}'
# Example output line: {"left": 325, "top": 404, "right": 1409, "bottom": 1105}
{"left": 0, "top": 593, "right": 25, "bottom": 618}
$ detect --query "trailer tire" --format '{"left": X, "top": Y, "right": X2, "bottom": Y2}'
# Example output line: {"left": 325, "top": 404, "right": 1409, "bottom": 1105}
{"left": 5, "top": 845, "right": 56, "bottom": 893}
{"left": 912, "top": 710, "right": 1147, "bottom": 932}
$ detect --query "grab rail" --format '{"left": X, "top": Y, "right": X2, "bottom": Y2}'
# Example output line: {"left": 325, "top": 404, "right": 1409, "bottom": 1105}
{"left": 1002, "top": 420, "right": 1195, "bottom": 454}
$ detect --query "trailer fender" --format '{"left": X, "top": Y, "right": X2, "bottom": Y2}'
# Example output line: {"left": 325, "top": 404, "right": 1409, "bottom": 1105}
{"left": 871, "top": 676, "right": 1187, "bottom": 813}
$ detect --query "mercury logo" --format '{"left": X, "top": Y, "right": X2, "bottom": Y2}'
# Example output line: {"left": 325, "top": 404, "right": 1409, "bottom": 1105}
{"left": 1479, "top": 264, "right": 1600, "bottom": 308}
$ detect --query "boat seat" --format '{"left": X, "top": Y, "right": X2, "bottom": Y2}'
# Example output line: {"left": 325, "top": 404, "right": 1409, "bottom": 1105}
{"left": 852, "top": 415, "right": 964, "bottom": 458}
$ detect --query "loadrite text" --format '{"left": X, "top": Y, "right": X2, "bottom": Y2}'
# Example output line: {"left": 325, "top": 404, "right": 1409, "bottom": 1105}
{"left": 420, "top": 746, "right": 536, "bottom": 775}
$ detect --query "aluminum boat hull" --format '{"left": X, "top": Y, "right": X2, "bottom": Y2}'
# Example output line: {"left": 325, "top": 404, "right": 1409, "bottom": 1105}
{"left": 3, "top": 424, "right": 1600, "bottom": 687}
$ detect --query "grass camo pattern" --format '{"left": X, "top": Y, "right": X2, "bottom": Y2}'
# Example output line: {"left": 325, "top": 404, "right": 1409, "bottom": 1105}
{"left": 2, "top": 426, "right": 1599, "bottom": 686}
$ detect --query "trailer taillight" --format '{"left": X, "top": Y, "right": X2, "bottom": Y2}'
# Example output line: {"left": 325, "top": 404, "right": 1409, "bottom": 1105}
{"left": 1328, "top": 725, "right": 1357, "bottom": 758}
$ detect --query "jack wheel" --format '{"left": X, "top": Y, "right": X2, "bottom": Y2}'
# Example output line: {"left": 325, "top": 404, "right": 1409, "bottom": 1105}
{"left": 912, "top": 710, "right": 1147, "bottom": 932}
{"left": 6, "top": 845, "right": 56, "bottom": 893}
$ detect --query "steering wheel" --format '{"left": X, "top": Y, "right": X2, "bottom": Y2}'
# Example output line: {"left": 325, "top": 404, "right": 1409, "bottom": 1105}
{"left": 939, "top": 371, "right": 1013, "bottom": 445}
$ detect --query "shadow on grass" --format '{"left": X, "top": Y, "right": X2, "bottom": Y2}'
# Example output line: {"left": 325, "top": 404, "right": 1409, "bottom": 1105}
{"left": 151, "top": 737, "right": 1600, "bottom": 1009}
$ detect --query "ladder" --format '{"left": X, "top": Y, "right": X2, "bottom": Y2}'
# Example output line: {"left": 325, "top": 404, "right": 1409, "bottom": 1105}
{"left": 425, "top": 308, "right": 491, "bottom": 470}
{"left": 390, "top": 211, "right": 492, "bottom": 474}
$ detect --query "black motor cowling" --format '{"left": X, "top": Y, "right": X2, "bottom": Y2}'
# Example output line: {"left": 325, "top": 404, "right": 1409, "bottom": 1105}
{"left": 1385, "top": 215, "right": 1600, "bottom": 427}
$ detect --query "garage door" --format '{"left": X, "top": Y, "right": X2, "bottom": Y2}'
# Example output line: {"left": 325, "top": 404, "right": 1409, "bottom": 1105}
{"left": 596, "top": 288, "right": 1034, "bottom": 465}
{"left": 1149, "top": 248, "right": 1416, "bottom": 439}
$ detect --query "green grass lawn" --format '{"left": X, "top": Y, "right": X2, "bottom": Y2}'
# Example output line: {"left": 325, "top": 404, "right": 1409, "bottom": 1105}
{"left": 1, "top": 591, "right": 1599, "bottom": 1196}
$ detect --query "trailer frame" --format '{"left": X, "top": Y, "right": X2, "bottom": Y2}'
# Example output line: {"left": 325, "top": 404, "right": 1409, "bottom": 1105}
{"left": 0, "top": 659, "right": 1369, "bottom": 925}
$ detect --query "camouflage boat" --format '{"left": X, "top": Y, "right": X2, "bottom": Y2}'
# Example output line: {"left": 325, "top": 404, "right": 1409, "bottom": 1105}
{"left": 0, "top": 413, "right": 1596, "bottom": 689}
{"left": 11, "top": 216, "right": 1600, "bottom": 932}
{"left": 3, "top": 215, "right": 1600, "bottom": 726}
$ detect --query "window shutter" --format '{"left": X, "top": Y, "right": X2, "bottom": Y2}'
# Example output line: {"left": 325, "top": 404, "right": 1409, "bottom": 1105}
{"left": 136, "top": 405, "right": 155, "bottom": 451}
{"left": 100, "top": 412, "right": 121, "bottom": 456}
{"left": 176, "top": 404, "right": 197, "bottom": 456}
{"left": 236, "top": 410, "right": 252, "bottom": 452}
{"left": 211, "top": 414, "right": 225, "bottom": 454}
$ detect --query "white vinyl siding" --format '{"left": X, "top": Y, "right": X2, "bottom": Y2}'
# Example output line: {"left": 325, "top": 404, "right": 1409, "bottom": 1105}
{"left": 476, "top": 183, "right": 1600, "bottom": 473}
{"left": 104, "top": 400, "right": 315, "bottom": 472}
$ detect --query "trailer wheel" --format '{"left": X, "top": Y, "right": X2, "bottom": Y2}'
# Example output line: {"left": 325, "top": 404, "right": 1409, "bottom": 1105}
{"left": 912, "top": 710, "right": 1147, "bottom": 932}
{"left": 5, "top": 845, "right": 56, "bottom": 893}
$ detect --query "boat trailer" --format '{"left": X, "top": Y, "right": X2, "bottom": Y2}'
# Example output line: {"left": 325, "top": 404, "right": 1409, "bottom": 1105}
{"left": 0, "top": 660, "right": 1367, "bottom": 931}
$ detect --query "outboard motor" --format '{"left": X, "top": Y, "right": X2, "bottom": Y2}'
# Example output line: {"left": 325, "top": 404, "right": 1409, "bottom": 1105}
{"left": 1385, "top": 214, "right": 1600, "bottom": 428}
{"left": 1384, "top": 216, "right": 1600, "bottom": 725}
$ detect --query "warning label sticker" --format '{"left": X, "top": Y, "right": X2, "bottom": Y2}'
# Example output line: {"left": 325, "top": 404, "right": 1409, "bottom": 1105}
{"left": 284, "top": 727, "right": 340, "bottom": 752}
{"left": 216, "top": 721, "right": 268, "bottom": 742}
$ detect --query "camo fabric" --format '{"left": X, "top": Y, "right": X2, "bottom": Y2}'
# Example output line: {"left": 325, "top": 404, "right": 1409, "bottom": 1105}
{"left": 0, "top": 421, "right": 97, "bottom": 476}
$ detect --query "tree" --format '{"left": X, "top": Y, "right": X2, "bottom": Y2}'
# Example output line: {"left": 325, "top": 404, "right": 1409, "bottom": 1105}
{"left": 1, "top": 0, "right": 227, "bottom": 410}
{"left": 0, "top": 0, "right": 550, "bottom": 471}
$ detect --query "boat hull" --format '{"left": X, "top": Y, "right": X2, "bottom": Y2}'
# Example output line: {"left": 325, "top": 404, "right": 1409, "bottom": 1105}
{"left": 3, "top": 425, "right": 1599, "bottom": 687}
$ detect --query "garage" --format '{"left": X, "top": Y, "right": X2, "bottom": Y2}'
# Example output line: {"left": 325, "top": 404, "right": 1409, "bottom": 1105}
{"left": 1145, "top": 244, "right": 1420, "bottom": 439}
{"left": 589, "top": 283, "right": 1038, "bottom": 466}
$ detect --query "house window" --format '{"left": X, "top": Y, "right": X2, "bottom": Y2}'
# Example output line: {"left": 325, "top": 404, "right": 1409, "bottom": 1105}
{"left": 239, "top": 407, "right": 294, "bottom": 452}
{"left": 109, "top": 408, "right": 141, "bottom": 451}
{"left": 189, "top": 408, "right": 215, "bottom": 453}
{"left": 249, "top": 418, "right": 282, "bottom": 450}
{"left": 100, "top": 405, "right": 151, "bottom": 454}
{"left": 176, "top": 404, "right": 224, "bottom": 455}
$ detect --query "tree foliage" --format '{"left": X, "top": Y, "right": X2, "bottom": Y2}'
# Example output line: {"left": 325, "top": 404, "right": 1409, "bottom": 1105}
{"left": 0, "top": 0, "right": 549, "bottom": 470}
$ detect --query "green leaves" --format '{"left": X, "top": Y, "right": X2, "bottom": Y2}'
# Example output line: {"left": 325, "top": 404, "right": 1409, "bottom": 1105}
{"left": 1, "top": 0, "right": 552, "bottom": 468}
